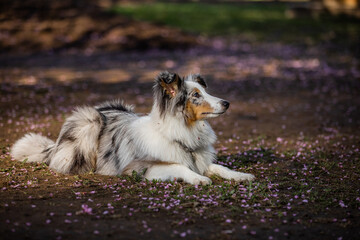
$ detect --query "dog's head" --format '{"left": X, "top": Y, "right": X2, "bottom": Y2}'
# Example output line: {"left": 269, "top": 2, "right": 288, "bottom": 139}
{"left": 154, "top": 71, "right": 230, "bottom": 125}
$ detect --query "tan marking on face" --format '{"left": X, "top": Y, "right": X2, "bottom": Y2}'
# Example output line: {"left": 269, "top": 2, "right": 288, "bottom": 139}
{"left": 160, "top": 74, "right": 180, "bottom": 97}
{"left": 193, "top": 88, "right": 201, "bottom": 95}
{"left": 185, "top": 98, "right": 214, "bottom": 126}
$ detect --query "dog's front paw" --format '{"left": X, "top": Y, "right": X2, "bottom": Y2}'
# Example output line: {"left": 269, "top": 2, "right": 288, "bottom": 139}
{"left": 192, "top": 176, "right": 212, "bottom": 185}
{"left": 233, "top": 172, "right": 255, "bottom": 182}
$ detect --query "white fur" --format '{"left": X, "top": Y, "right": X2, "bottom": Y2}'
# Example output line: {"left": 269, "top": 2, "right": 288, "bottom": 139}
{"left": 186, "top": 81, "right": 225, "bottom": 116}
{"left": 205, "top": 164, "right": 256, "bottom": 181}
{"left": 48, "top": 141, "right": 75, "bottom": 173}
{"left": 145, "top": 164, "right": 212, "bottom": 185}
{"left": 11, "top": 133, "right": 54, "bottom": 163}
{"left": 11, "top": 72, "right": 255, "bottom": 185}
{"left": 130, "top": 112, "right": 216, "bottom": 175}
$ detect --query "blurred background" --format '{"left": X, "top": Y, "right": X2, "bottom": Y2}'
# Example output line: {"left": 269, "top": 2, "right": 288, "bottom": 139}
{"left": 0, "top": 0, "right": 359, "bottom": 55}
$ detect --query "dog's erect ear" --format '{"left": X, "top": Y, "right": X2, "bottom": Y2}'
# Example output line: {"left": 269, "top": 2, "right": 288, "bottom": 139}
{"left": 156, "top": 71, "right": 183, "bottom": 97}
{"left": 193, "top": 74, "right": 207, "bottom": 88}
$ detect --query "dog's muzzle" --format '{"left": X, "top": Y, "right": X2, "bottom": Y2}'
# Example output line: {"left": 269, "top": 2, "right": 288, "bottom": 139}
{"left": 221, "top": 100, "right": 230, "bottom": 110}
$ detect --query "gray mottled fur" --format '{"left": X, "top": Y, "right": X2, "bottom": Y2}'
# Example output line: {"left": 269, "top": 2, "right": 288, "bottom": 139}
{"left": 10, "top": 71, "right": 256, "bottom": 184}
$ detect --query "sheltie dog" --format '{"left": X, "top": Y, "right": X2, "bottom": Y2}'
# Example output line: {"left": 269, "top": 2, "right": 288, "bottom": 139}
{"left": 11, "top": 71, "right": 255, "bottom": 185}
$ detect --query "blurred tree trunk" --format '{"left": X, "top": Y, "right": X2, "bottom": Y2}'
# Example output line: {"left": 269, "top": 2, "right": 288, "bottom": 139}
{"left": 318, "top": 0, "right": 360, "bottom": 16}
{"left": 287, "top": 0, "right": 360, "bottom": 18}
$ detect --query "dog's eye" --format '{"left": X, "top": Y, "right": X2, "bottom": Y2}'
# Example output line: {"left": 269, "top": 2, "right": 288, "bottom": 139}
{"left": 193, "top": 92, "right": 200, "bottom": 98}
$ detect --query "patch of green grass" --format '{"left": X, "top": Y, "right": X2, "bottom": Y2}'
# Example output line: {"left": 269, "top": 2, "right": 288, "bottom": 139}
{"left": 33, "top": 163, "right": 48, "bottom": 171}
{"left": 110, "top": 2, "right": 360, "bottom": 45}
{"left": 111, "top": 3, "right": 285, "bottom": 37}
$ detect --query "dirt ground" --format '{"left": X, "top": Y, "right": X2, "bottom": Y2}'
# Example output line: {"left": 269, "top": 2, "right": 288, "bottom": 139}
{"left": 1, "top": 1, "right": 360, "bottom": 239}
{"left": 0, "top": 0, "right": 196, "bottom": 54}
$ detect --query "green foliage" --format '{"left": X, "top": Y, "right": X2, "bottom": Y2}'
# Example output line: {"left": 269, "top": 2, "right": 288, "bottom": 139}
{"left": 111, "top": 3, "right": 283, "bottom": 37}
{"left": 131, "top": 170, "right": 144, "bottom": 182}
{"left": 110, "top": 2, "right": 360, "bottom": 45}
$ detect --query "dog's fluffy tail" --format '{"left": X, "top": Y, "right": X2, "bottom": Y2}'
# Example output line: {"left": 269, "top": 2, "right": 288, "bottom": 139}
{"left": 11, "top": 133, "right": 55, "bottom": 163}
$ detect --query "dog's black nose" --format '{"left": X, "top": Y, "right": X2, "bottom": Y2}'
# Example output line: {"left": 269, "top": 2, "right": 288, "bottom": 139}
{"left": 221, "top": 100, "right": 230, "bottom": 109}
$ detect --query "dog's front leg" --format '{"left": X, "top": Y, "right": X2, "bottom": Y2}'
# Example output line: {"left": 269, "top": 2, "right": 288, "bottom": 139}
{"left": 145, "top": 163, "right": 212, "bottom": 185}
{"left": 205, "top": 164, "right": 255, "bottom": 182}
